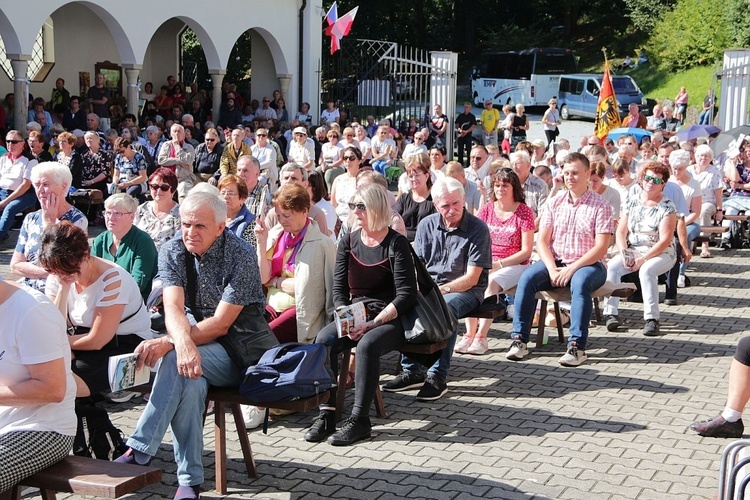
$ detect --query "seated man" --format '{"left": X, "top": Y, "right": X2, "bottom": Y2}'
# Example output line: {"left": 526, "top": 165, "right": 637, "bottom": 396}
{"left": 115, "top": 191, "right": 277, "bottom": 498}
{"left": 505, "top": 153, "right": 614, "bottom": 367}
{"left": 382, "top": 177, "right": 491, "bottom": 400}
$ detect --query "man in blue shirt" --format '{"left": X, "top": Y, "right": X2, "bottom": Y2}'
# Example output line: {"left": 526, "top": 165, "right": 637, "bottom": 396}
{"left": 382, "top": 177, "right": 492, "bottom": 400}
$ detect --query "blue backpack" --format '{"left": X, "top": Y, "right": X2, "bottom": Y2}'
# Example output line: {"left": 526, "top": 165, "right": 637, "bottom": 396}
{"left": 239, "top": 343, "right": 336, "bottom": 403}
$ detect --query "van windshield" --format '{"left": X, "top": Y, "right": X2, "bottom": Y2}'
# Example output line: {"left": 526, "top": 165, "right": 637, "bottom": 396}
{"left": 597, "top": 77, "right": 639, "bottom": 94}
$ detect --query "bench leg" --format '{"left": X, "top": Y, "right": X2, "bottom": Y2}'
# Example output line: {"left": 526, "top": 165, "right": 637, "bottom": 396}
{"left": 593, "top": 297, "right": 602, "bottom": 323}
{"left": 374, "top": 387, "right": 386, "bottom": 418}
{"left": 40, "top": 491, "right": 57, "bottom": 500}
{"left": 553, "top": 302, "right": 565, "bottom": 344}
{"left": 214, "top": 401, "right": 228, "bottom": 495}
{"left": 229, "top": 403, "right": 257, "bottom": 479}
{"left": 536, "top": 299, "right": 547, "bottom": 349}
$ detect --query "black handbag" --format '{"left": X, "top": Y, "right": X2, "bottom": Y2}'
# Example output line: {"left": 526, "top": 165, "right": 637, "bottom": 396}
{"left": 391, "top": 243, "right": 458, "bottom": 344}
{"left": 185, "top": 251, "right": 279, "bottom": 371}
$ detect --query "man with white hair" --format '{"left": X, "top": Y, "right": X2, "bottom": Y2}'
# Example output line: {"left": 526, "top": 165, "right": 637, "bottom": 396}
{"left": 264, "top": 163, "right": 330, "bottom": 236}
{"left": 250, "top": 128, "right": 279, "bottom": 192}
{"left": 383, "top": 177, "right": 491, "bottom": 400}
{"left": 157, "top": 123, "right": 196, "bottom": 201}
{"left": 510, "top": 150, "right": 549, "bottom": 222}
{"left": 236, "top": 155, "right": 271, "bottom": 218}
{"left": 115, "top": 191, "right": 278, "bottom": 499}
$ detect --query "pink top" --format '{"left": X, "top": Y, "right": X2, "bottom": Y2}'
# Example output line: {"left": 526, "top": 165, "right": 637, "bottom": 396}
{"left": 539, "top": 189, "right": 614, "bottom": 264}
{"left": 675, "top": 90, "right": 688, "bottom": 105}
{"left": 477, "top": 202, "right": 535, "bottom": 264}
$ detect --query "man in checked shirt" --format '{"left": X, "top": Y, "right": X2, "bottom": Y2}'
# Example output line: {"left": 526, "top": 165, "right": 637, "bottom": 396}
{"left": 505, "top": 152, "right": 614, "bottom": 367}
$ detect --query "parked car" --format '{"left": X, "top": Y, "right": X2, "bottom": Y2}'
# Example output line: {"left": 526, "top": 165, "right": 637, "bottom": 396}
{"left": 557, "top": 73, "right": 647, "bottom": 120}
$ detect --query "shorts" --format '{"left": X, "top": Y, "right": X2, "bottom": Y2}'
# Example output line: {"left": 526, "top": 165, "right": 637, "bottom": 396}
{"left": 734, "top": 336, "right": 750, "bottom": 366}
{"left": 488, "top": 263, "right": 529, "bottom": 292}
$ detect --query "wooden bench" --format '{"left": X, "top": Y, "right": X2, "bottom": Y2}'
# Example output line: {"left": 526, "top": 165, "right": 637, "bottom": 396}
{"left": 694, "top": 225, "right": 729, "bottom": 252}
{"left": 7, "top": 455, "right": 161, "bottom": 499}
{"left": 204, "top": 386, "right": 329, "bottom": 494}
{"left": 535, "top": 282, "right": 637, "bottom": 349}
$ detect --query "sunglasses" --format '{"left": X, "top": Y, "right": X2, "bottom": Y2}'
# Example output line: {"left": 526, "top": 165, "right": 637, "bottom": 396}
{"left": 643, "top": 175, "right": 663, "bottom": 185}
{"left": 149, "top": 183, "right": 171, "bottom": 192}
{"left": 205, "top": 138, "right": 217, "bottom": 142}
{"left": 5, "top": 139, "right": 23, "bottom": 144}
{"left": 343, "top": 155, "right": 358, "bottom": 161}
{"left": 256, "top": 133, "right": 267, "bottom": 137}
{"left": 347, "top": 202, "right": 367, "bottom": 211}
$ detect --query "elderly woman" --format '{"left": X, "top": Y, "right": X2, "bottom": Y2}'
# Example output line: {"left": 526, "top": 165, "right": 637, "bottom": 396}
{"left": 289, "top": 126, "right": 315, "bottom": 171}
{"left": 330, "top": 146, "right": 362, "bottom": 226}
{"left": 192, "top": 127, "right": 223, "bottom": 184}
{"left": 0, "top": 130, "right": 38, "bottom": 242}
{"left": 112, "top": 138, "right": 148, "bottom": 198}
{"left": 134, "top": 167, "right": 181, "bottom": 251}
{"left": 256, "top": 183, "right": 335, "bottom": 343}
{"left": 218, "top": 174, "right": 256, "bottom": 246}
{"left": 458, "top": 169, "right": 535, "bottom": 356}
{"left": 603, "top": 162, "right": 677, "bottom": 337}
{"left": 27, "top": 130, "right": 53, "bottom": 163}
{"left": 11, "top": 162, "right": 88, "bottom": 291}
{"left": 304, "top": 183, "right": 417, "bottom": 446}
{"left": 54, "top": 131, "right": 83, "bottom": 189}
{"left": 687, "top": 144, "right": 724, "bottom": 258}
{"left": 670, "top": 149, "right": 702, "bottom": 287}
{"left": 393, "top": 153, "right": 437, "bottom": 241}
{"left": 0, "top": 280, "right": 76, "bottom": 492}
{"left": 80, "top": 131, "right": 112, "bottom": 194}
{"left": 91, "top": 194, "right": 158, "bottom": 302}
{"left": 40, "top": 222, "right": 152, "bottom": 398}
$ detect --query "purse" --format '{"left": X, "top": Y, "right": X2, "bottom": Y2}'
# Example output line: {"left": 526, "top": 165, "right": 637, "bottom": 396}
{"left": 185, "top": 251, "right": 279, "bottom": 371}
{"left": 390, "top": 242, "right": 457, "bottom": 344}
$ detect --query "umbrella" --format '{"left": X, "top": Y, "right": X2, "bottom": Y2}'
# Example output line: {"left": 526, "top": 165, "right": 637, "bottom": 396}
{"left": 710, "top": 124, "right": 750, "bottom": 156}
{"left": 606, "top": 127, "right": 652, "bottom": 143}
{"left": 675, "top": 124, "right": 721, "bottom": 141}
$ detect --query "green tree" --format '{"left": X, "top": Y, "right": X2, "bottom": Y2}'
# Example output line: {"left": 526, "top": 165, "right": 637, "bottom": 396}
{"left": 623, "top": 0, "right": 676, "bottom": 33}
{"left": 649, "top": 0, "right": 733, "bottom": 71}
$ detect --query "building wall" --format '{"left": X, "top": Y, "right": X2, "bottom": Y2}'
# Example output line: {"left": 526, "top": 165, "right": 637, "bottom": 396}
{"left": 0, "top": 0, "right": 322, "bottom": 118}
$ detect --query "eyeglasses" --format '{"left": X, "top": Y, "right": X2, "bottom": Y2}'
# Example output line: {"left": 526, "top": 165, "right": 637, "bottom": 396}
{"left": 643, "top": 174, "right": 664, "bottom": 185}
{"left": 5, "top": 139, "right": 22, "bottom": 144}
{"left": 149, "top": 183, "right": 171, "bottom": 192}
{"left": 256, "top": 134, "right": 267, "bottom": 137}
{"left": 343, "top": 156, "right": 358, "bottom": 161}
{"left": 407, "top": 171, "right": 424, "bottom": 178}
{"left": 263, "top": 100, "right": 270, "bottom": 103}
{"left": 220, "top": 190, "right": 238, "bottom": 198}
{"left": 104, "top": 210, "right": 133, "bottom": 218}
{"left": 205, "top": 138, "right": 217, "bottom": 142}
{"left": 347, "top": 202, "right": 367, "bottom": 211}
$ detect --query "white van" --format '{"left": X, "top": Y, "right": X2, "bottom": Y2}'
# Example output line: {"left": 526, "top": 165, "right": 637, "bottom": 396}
{"left": 557, "top": 73, "right": 647, "bottom": 120}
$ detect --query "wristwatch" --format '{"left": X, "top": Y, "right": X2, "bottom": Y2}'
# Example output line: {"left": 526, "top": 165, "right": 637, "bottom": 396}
{"left": 442, "top": 286, "right": 451, "bottom": 293}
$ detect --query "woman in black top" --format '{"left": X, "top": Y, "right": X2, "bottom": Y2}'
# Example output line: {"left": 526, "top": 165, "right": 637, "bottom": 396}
{"left": 192, "top": 127, "right": 223, "bottom": 184}
{"left": 304, "top": 183, "right": 417, "bottom": 446}
{"left": 393, "top": 153, "right": 437, "bottom": 241}
{"left": 511, "top": 103, "right": 529, "bottom": 152}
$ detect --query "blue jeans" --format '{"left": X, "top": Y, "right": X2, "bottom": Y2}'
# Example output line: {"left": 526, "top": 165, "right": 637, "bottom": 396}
{"left": 681, "top": 223, "right": 701, "bottom": 274}
{"left": 698, "top": 110, "right": 711, "bottom": 125}
{"left": 401, "top": 291, "right": 480, "bottom": 380}
{"left": 126, "top": 342, "right": 242, "bottom": 487}
{"left": 0, "top": 188, "right": 37, "bottom": 239}
{"left": 510, "top": 260, "right": 607, "bottom": 350}
{"left": 372, "top": 160, "right": 389, "bottom": 176}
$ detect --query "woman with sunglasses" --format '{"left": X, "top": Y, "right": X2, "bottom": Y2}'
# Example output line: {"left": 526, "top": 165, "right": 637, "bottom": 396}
{"left": 330, "top": 146, "right": 362, "bottom": 227}
{"left": 193, "top": 127, "right": 223, "bottom": 185}
{"left": 304, "top": 183, "right": 417, "bottom": 446}
{"left": 134, "top": 167, "right": 181, "bottom": 251}
{"left": 457, "top": 168, "right": 535, "bottom": 355}
{"left": 603, "top": 161, "right": 677, "bottom": 337}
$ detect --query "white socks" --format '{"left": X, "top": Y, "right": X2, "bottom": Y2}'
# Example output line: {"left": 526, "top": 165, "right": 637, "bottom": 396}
{"left": 722, "top": 408, "right": 743, "bottom": 422}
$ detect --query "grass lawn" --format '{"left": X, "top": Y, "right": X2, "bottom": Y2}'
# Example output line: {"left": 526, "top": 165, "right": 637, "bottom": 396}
{"left": 617, "top": 63, "right": 715, "bottom": 103}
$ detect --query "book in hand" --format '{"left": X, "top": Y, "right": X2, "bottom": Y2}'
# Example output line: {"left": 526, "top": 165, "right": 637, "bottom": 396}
{"left": 334, "top": 302, "right": 367, "bottom": 338}
{"left": 108, "top": 353, "right": 150, "bottom": 392}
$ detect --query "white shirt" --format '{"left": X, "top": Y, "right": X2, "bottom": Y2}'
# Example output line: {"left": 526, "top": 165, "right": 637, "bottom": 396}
{"left": 0, "top": 286, "right": 76, "bottom": 436}
{"left": 251, "top": 143, "right": 277, "bottom": 172}
{"left": 0, "top": 155, "right": 37, "bottom": 191}
{"left": 320, "top": 109, "right": 340, "bottom": 124}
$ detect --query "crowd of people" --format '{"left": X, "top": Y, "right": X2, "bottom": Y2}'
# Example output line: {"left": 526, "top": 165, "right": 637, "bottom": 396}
{"left": 2, "top": 73, "right": 749, "bottom": 496}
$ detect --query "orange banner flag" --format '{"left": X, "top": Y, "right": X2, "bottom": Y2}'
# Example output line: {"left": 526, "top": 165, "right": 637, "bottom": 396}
{"left": 594, "top": 61, "right": 620, "bottom": 141}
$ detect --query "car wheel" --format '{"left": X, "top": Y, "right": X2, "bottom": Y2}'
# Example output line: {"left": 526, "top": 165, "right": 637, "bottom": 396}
{"left": 473, "top": 92, "right": 482, "bottom": 107}
{"left": 560, "top": 104, "right": 569, "bottom": 120}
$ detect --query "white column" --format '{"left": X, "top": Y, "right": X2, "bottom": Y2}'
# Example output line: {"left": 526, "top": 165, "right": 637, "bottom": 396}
{"left": 209, "top": 71, "right": 225, "bottom": 125}
{"left": 9, "top": 57, "right": 30, "bottom": 137}
{"left": 123, "top": 65, "right": 142, "bottom": 115}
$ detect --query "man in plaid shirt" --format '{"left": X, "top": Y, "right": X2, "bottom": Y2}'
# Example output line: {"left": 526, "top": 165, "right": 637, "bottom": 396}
{"left": 505, "top": 152, "right": 614, "bottom": 367}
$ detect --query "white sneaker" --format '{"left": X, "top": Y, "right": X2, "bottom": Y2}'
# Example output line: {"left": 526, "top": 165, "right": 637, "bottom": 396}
{"left": 241, "top": 405, "right": 265, "bottom": 429}
{"left": 506, "top": 339, "right": 528, "bottom": 360}
{"left": 107, "top": 390, "right": 139, "bottom": 403}
{"left": 559, "top": 345, "right": 587, "bottom": 367}
{"left": 506, "top": 304, "right": 515, "bottom": 320}
{"left": 677, "top": 274, "right": 686, "bottom": 288}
